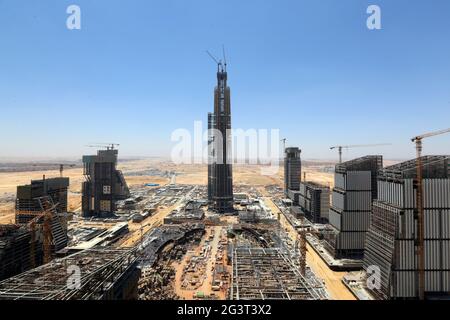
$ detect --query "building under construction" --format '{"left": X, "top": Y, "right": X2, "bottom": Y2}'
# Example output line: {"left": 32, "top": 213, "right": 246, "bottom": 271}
{"left": 364, "top": 156, "right": 450, "bottom": 299}
{"left": 14, "top": 177, "right": 70, "bottom": 259}
{"left": 0, "top": 248, "right": 140, "bottom": 300}
{"left": 284, "top": 147, "right": 301, "bottom": 196}
{"left": 82, "top": 146, "right": 130, "bottom": 217}
{"left": 207, "top": 61, "right": 234, "bottom": 213}
{"left": 15, "top": 177, "right": 69, "bottom": 222}
{"left": 230, "top": 247, "right": 325, "bottom": 300}
{"left": 0, "top": 225, "right": 43, "bottom": 281}
{"left": 297, "top": 181, "right": 330, "bottom": 224}
{"left": 327, "top": 155, "right": 383, "bottom": 259}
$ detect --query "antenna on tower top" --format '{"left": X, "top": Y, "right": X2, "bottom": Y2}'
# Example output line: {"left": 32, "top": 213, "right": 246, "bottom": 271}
{"left": 222, "top": 45, "right": 227, "bottom": 71}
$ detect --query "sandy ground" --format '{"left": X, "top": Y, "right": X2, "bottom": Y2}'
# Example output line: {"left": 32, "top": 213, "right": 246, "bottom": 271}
{"left": 0, "top": 159, "right": 333, "bottom": 223}
{"left": 0, "top": 159, "right": 170, "bottom": 223}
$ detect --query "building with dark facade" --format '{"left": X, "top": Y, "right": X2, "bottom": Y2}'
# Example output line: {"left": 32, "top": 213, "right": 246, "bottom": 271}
{"left": 364, "top": 156, "right": 450, "bottom": 299}
{"left": 284, "top": 147, "right": 301, "bottom": 196}
{"left": 82, "top": 147, "right": 130, "bottom": 217}
{"left": 15, "top": 177, "right": 69, "bottom": 217}
{"left": 207, "top": 63, "right": 234, "bottom": 213}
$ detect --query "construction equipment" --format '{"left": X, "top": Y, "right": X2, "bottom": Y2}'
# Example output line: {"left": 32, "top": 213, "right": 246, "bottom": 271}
{"left": 86, "top": 143, "right": 120, "bottom": 150}
{"left": 24, "top": 196, "right": 60, "bottom": 266}
{"left": 281, "top": 138, "right": 287, "bottom": 154}
{"left": 411, "top": 127, "right": 450, "bottom": 300}
{"left": 330, "top": 143, "right": 391, "bottom": 163}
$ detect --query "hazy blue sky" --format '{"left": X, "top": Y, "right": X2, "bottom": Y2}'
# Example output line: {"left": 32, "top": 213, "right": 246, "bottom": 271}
{"left": 0, "top": 0, "right": 449, "bottom": 161}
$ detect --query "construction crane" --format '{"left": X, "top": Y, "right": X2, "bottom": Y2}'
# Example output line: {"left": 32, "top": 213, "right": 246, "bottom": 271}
{"left": 280, "top": 138, "right": 287, "bottom": 158}
{"left": 86, "top": 143, "right": 120, "bottom": 150}
{"left": 411, "top": 127, "right": 450, "bottom": 300}
{"left": 19, "top": 197, "right": 59, "bottom": 267}
{"left": 330, "top": 143, "right": 391, "bottom": 163}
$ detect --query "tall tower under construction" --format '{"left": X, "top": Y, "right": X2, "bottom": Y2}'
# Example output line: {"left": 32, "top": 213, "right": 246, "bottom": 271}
{"left": 208, "top": 62, "right": 234, "bottom": 213}
{"left": 82, "top": 146, "right": 130, "bottom": 217}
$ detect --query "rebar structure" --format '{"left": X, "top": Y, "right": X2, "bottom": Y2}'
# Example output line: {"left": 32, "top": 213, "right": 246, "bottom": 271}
{"left": 230, "top": 247, "right": 325, "bottom": 300}
{"left": 0, "top": 248, "right": 139, "bottom": 300}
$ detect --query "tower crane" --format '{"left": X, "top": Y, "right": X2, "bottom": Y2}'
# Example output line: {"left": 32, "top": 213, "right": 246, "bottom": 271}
{"left": 281, "top": 138, "right": 287, "bottom": 154}
{"left": 330, "top": 143, "right": 391, "bottom": 163}
{"left": 411, "top": 127, "right": 450, "bottom": 300}
{"left": 86, "top": 143, "right": 120, "bottom": 150}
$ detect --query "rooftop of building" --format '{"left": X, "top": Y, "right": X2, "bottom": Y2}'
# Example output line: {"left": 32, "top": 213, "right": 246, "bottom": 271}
{"left": 379, "top": 155, "right": 450, "bottom": 180}
{"left": 335, "top": 155, "right": 383, "bottom": 174}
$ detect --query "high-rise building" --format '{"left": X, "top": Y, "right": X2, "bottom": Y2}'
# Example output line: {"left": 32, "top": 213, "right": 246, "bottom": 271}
{"left": 207, "top": 63, "right": 234, "bottom": 213}
{"left": 326, "top": 155, "right": 383, "bottom": 259}
{"left": 364, "top": 156, "right": 450, "bottom": 299}
{"left": 284, "top": 147, "right": 301, "bottom": 195}
{"left": 296, "top": 181, "right": 330, "bottom": 224}
{"left": 82, "top": 146, "right": 130, "bottom": 217}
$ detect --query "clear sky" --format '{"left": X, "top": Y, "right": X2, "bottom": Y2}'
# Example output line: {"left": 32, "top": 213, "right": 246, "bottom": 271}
{"left": 0, "top": 0, "right": 449, "bottom": 161}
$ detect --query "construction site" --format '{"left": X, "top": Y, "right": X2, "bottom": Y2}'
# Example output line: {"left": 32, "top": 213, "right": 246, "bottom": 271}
{"left": 0, "top": 60, "right": 449, "bottom": 301}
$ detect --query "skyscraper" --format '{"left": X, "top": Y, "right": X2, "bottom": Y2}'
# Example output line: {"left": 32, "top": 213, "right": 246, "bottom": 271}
{"left": 284, "top": 147, "right": 301, "bottom": 196}
{"left": 208, "top": 63, "right": 234, "bottom": 213}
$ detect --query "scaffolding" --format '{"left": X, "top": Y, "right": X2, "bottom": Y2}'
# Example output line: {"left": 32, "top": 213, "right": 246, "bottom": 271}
{"left": 0, "top": 248, "right": 139, "bottom": 300}
{"left": 230, "top": 247, "right": 325, "bottom": 300}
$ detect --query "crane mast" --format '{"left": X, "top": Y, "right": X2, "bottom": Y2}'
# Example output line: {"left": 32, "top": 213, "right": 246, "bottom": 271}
{"left": 411, "top": 127, "right": 450, "bottom": 300}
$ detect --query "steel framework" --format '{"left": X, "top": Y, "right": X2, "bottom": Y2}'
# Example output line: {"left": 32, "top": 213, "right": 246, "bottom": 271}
{"left": 0, "top": 248, "right": 138, "bottom": 300}
{"left": 230, "top": 247, "right": 325, "bottom": 300}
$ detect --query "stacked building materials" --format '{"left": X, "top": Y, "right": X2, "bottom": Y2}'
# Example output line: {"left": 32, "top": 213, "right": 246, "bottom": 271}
{"left": 82, "top": 147, "right": 130, "bottom": 217}
{"left": 327, "top": 156, "right": 383, "bottom": 259}
{"left": 297, "top": 181, "right": 330, "bottom": 224}
{"left": 284, "top": 147, "right": 301, "bottom": 196}
{"left": 364, "top": 156, "right": 450, "bottom": 299}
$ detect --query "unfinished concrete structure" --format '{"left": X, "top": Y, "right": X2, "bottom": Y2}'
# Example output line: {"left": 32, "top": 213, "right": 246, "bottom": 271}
{"left": 207, "top": 62, "right": 234, "bottom": 213}
{"left": 364, "top": 156, "right": 450, "bottom": 299}
{"left": 15, "top": 177, "right": 69, "bottom": 221}
{"left": 15, "top": 178, "right": 69, "bottom": 255}
{"left": 0, "top": 248, "right": 140, "bottom": 300}
{"left": 230, "top": 247, "right": 324, "bottom": 300}
{"left": 327, "top": 156, "right": 383, "bottom": 259}
{"left": 82, "top": 146, "right": 130, "bottom": 217}
{"left": 0, "top": 225, "right": 43, "bottom": 281}
{"left": 297, "top": 181, "right": 330, "bottom": 224}
{"left": 284, "top": 147, "right": 301, "bottom": 196}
